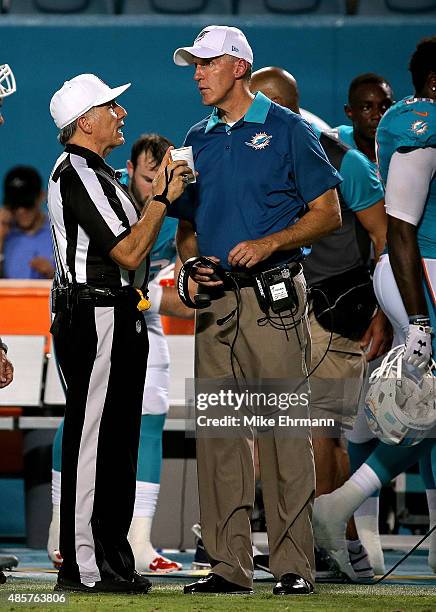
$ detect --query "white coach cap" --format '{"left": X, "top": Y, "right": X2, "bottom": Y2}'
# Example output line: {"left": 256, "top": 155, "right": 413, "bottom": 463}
{"left": 50, "top": 73, "right": 131, "bottom": 129}
{"left": 173, "top": 25, "right": 253, "bottom": 66}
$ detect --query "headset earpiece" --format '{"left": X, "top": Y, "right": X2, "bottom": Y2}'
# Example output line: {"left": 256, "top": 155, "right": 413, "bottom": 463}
{"left": 177, "top": 256, "right": 226, "bottom": 309}
{"left": 194, "top": 293, "right": 212, "bottom": 308}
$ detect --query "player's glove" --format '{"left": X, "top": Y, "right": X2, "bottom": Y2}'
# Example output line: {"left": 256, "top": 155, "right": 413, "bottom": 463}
{"left": 403, "top": 317, "right": 433, "bottom": 370}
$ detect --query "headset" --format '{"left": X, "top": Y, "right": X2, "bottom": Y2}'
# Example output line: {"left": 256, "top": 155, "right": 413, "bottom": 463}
{"left": 177, "top": 256, "right": 229, "bottom": 309}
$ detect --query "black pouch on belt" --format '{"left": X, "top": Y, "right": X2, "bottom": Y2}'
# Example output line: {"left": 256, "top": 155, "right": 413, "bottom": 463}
{"left": 311, "top": 266, "right": 377, "bottom": 341}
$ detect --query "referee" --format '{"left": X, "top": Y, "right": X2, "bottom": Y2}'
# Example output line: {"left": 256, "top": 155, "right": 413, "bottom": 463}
{"left": 48, "top": 74, "right": 191, "bottom": 593}
{"left": 0, "top": 62, "right": 15, "bottom": 390}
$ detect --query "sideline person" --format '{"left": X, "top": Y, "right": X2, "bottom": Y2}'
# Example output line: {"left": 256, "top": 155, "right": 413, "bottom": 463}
{"left": 314, "top": 36, "right": 436, "bottom": 575}
{"left": 172, "top": 26, "right": 342, "bottom": 595}
{"left": 250, "top": 66, "right": 389, "bottom": 580}
{"left": 48, "top": 73, "right": 192, "bottom": 593}
{"left": 0, "top": 61, "right": 17, "bottom": 586}
{"left": 47, "top": 133, "right": 194, "bottom": 574}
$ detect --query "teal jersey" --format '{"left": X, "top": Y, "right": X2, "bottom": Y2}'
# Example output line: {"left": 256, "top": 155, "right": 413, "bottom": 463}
{"left": 336, "top": 125, "right": 356, "bottom": 149}
{"left": 335, "top": 125, "right": 378, "bottom": 173}
{"left": 311, "top": 124, "right": 383, "bottom": 213}
{"left": 376, "top": 97, "right": 436, "bottom": 258}
{"left": 118, "top": 169, "right": 178, "bottom": 280}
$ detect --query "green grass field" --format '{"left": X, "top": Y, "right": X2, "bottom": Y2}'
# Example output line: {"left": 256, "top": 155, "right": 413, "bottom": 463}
{"left": 1, "top": 580, "right": 436, "bottom": 612}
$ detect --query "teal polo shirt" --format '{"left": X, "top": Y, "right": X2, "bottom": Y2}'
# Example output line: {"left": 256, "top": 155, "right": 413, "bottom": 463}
{"left": 170, "top": 92, "right": 342, "bottom": 271}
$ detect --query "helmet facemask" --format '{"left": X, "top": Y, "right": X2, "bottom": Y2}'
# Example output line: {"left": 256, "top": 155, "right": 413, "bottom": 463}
{"left": 0, "top": 64, "right": 16, "bottom": 98}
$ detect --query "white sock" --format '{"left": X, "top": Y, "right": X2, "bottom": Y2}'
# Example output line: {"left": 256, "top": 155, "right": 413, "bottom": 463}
{"left": 52, "top": 469, "right": 61, "bottom": 506}
{"left": 426, "top": 489, "right": 436, "bottom": 572}
{"left": 129, "top": 482, "right": 160, "bottom": 570}
{"left": 319, "top": 466, "right": 380, "bottom": 523}
{"left": 128, "top": 516, "right": 158, "bottom": 569}
{"left": 354, "top": 495, "right": 378, "bottom": 519}
{"left": 132, "top": 481, "right": 160, "bottom": 518}
{"left": 47, "top": 503, "right": 60, "bottom": 558}
{"left": 350, "top": 464, "right": 382, "bottom": 498}
{"left": 354, "top": 513, "right": 385, "bottom": 575}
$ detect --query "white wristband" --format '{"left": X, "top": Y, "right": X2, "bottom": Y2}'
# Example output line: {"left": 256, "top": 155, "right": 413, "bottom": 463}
{"left": 147, "top": 282, "right": 163, "bottom": 314}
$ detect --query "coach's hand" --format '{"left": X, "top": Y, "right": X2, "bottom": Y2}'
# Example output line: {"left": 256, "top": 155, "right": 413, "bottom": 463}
{"left": 152, "top": 147, "right": 194, "bottom": 204}
{"left": 190, "top": 255, "right": 224, "bottom": 287}
{"left": 228, "top": 238, "right": 275, "bottom": 269}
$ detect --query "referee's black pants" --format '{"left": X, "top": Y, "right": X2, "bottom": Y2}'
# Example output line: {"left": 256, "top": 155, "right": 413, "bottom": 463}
{"left": 52, "top": 299, "right": 148, "bottom": 585}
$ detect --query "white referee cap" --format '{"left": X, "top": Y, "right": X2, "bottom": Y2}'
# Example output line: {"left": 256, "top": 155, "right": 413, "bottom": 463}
{"left": 50, "top": 73, "right": 130, "bottom": 129}
{"left": 173, "top": 25, "right": 253, "bottom": 66}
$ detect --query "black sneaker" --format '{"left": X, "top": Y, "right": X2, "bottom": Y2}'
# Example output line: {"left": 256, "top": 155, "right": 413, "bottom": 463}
{"left": 0, "top": 555, "right": 19, "bottom": 571}
{"left": 55, "top": 573, "right": 151, "bottom": 594}
{"left": 253, "top": 552, "right": 271, "bottom": 574}
{"left": 191, "top": 524, "right": 211, "bottom": 569}
{"left": 315, "top": 546, "right": 348, "bottom": 581}
{"left": 184, "top": 573, "right": 252, "bottom": 594}
{"left": 0, "top": 571, "right": 6, "bottom": 585}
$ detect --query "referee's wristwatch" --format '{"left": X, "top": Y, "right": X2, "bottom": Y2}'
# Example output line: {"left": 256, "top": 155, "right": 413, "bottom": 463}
{"left": 152, "top": 194, "right": 171, "bottom": 207}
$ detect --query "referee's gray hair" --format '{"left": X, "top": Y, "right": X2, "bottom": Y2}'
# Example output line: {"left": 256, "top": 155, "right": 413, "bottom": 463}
{"left": 58, "top": 119, "right": 78, "bottom": 145}
{"left": 58, "top": 107, "right": 98, "bottom": 145}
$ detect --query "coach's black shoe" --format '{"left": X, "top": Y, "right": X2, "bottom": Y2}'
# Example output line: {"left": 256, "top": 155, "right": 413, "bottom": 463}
{"left": 55, "top": 573, "right": 152, "bottom": 594}
{"left": 184, "top": 573, "right": 253, "bottom": 594}
{"left": 273, "top": 573, "right": 314, "bottom": 595}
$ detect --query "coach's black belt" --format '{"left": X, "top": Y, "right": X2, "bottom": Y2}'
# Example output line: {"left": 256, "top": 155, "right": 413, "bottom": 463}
{"left": 222, "top": 272, "right": 256, "bottom": 290}
{"left": 221, "top": 262, "right": 302, "bottom": 291}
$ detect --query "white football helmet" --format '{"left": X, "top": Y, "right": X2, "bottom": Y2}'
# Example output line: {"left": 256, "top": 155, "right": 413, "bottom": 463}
{"left": 0, "top": 64, "right": 16, "bottom": 98}
{"left": 365, "top": 345, "right": 436, "bottom": 446}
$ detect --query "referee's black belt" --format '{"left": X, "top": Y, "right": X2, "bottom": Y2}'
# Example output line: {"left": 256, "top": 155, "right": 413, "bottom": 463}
{"left": 76, "top": 284, "right": 139, "bottom": 306}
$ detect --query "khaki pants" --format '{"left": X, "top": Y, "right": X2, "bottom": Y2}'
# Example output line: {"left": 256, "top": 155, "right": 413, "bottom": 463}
{"left": 309, "top": 310, "right": 367, "bottom": 429}
{"left": 194, "top": 282, "right": 315, "bottom": 588}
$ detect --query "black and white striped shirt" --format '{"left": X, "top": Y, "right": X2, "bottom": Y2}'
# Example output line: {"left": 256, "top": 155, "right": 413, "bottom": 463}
{"left": 48, "top": 144, "right": 148, "bottom": 289}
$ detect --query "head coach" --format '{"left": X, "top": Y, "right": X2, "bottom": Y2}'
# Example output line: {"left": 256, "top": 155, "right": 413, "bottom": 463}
{"left": 47, "top": 74, "right": 192, "bottom": 593}
{"left": 171, "top": 26, "right": 342, "bottom": 595}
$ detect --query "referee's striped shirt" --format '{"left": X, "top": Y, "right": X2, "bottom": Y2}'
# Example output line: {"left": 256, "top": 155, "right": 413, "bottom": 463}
{"left": 48, "top": 144, "right": 148, "bottom": 289}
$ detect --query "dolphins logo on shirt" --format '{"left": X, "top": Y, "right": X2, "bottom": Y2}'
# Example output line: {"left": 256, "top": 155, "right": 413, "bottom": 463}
{"left": 245, "top": 132, "right": 272, "bottom": 150}
{"left": 410, "top": 120, "right": 428, "bottom": 135}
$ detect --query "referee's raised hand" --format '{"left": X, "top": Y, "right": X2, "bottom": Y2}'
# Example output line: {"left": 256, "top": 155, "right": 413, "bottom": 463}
{"left": 0, "top": 348, "right": 13, "bottom": 388}
{"left": 152, "top": 147, "right": 195, "bottom": 204}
